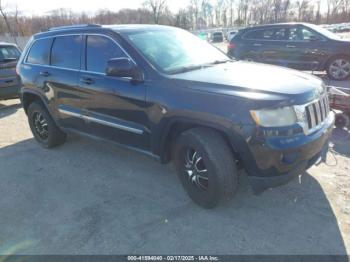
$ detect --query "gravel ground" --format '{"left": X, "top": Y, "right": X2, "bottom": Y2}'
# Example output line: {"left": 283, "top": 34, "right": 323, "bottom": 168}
{"left": 0, "top": 98, "right": 349, "bottom": 255}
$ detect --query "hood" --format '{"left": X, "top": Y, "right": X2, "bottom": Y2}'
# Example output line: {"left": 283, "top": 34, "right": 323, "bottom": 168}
{"left": 170, "top": 61, "right": 325, "bottom": 105}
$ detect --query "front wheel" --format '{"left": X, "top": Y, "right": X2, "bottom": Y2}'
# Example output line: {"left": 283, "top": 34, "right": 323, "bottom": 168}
{"left": 326, "top": 56, "right": 350, "bottom": 80}
{"left": 173, "top": 128, "right": 238, "bottom": 209}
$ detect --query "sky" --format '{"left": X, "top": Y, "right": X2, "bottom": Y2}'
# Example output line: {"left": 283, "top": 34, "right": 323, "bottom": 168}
{"left": 3, "top": 0, "right": 327, "bottom": 16}
{"left": 3, "top": 0, "right": 191, "bottom": 16}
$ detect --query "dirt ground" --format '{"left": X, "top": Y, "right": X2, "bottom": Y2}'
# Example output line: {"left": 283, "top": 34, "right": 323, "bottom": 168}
{"left": 0, "top": 98, "right": 349, "bottom": 255}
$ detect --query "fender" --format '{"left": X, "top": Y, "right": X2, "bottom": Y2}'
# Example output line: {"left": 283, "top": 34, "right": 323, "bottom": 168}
{"left": 156, "top": 115, "right": 237, "bottom": 163}
{"left": 20, "top": 88, "right": 60, "bottom": 126}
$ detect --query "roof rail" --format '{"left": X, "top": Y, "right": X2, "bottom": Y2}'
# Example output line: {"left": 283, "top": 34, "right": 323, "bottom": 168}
{"left": 48, "top": 24, "right": 101, "bottom": 31}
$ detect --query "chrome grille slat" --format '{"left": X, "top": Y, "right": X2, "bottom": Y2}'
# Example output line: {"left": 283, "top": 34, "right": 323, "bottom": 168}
{"left": 308, "top": 104, "right": 316, "bottom": 128}
{"left": 325, "top": 95, "right": 330, "bottom": 115}
{"left": 302, "top": 95, "right": 330, "bottom": 134}
{"left": 320, "top": 99, "right": 325, "bottom": 121}
{"left": 315, "top": 102, "right": 321, "bottom": 124}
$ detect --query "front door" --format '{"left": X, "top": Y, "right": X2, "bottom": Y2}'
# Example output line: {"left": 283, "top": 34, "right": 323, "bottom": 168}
{"left": 282, "top": 26, "right": 328, "bottom": 70}
{"left": 78, "top": 34, "right": 150, "bottom": 151}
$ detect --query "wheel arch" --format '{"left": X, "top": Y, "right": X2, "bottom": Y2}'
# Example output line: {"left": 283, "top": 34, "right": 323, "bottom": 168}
{"left": 158, "top": 117, "right": 241, "bottom": 164}
{"left": 324, "top": 53, "right": 350, "bottom": 69}
{"left": 21, "top": 89, "right": 49, "bottom": 114}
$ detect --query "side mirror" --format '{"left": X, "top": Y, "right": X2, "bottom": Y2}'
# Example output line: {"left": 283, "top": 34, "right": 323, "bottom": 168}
{"left": 106, "top": 57, "right": 143, "bottom": 82}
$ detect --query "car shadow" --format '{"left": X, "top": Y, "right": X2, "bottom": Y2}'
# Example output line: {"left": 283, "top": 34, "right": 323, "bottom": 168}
{"left": 0, "top": 136, "right": 347, "bottom": 256}
{"left": 0, "top": 100, "right": 22, "bottom": 119}
{"left": 330, "top": 127, "right": 350, "bottom": 157}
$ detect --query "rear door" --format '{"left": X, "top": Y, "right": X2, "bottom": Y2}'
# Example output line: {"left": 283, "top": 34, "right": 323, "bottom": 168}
{"left": 240, "top": 27, "right": 288, "bottom": 65}
{"left": 47, "top": 35, "right": 87, "bottom": 131}
{"left": 78, "top": 34, "right": 149, "bottom": 151}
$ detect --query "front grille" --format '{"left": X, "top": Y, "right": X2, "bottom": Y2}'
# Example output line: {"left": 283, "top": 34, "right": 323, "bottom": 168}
{"left": 305, "top": 95, "right": 330, "bottom": 130}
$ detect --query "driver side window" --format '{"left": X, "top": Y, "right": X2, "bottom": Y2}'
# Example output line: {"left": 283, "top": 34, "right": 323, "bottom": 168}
{"left": 288, "top": 27, "right": 321, "bottom": 41}
{"left": 300, "top": 27, "right": 321, "bottom": 41}
{"left": 86, "top": 35, "right": 126, "bottom": 73}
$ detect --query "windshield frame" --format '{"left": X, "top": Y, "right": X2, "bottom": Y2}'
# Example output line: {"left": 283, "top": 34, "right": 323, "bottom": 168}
{"left": 306, "top": 23, "right": 342, "bottom": 40}
{"left": 119, "top": 28, "right": 230, "bottom": 75}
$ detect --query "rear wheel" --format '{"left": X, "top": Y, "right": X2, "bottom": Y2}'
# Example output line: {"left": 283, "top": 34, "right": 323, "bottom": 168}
{"left": 173, "top": 128, "right": 238, "bottom": 209}
{"left": 326, "top": 56, "right": 350, "bottom": 80}
{"left": 27, "top": 102, "right": 66, "bottom": 148}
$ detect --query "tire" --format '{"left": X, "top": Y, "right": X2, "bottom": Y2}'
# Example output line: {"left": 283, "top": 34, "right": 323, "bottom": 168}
{"left": 173, "top": 128, "right": 238, "bottom": 209}
{"left": 326, "top": 55, "right": 350, "bottom": 81}
{"left": 335, "top": 112, "right": 350, "bottom": 129}
{"left": 27, "top": 101, "right": 66, "bottom": 148}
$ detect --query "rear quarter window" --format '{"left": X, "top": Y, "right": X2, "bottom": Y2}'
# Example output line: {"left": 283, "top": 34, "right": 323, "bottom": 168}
{"left": 26, "top": 38, "right": 52, "bottom": 65}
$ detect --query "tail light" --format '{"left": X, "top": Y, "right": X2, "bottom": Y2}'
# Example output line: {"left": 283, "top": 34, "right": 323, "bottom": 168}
{"left": 227, "top": 43, "right": 236, "bottom": 49}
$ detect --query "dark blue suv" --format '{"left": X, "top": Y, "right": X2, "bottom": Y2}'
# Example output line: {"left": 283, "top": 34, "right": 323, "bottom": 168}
{"left": 228, "top": 23, "right": 350, "bottom": 80}
{"left": 17, "top": 24, "right": 334, "bottom": 208}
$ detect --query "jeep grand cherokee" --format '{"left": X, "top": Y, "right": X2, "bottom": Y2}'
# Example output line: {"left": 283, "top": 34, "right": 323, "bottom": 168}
{"left": 17, "top": 24, "right": 334, "bottom": 208}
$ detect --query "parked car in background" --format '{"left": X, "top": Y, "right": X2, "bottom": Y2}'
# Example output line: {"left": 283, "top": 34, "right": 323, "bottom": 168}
{"left": 18, "top": 24, "right": 334, "bottom": 208}
{"left": 197, "top": 32, "right": 207, "bottom": 40}
{"left": 209, "top": 31, "right": 224, "bottom": 42}
{"left": 0, "top": 42, "right": 21, "bottom": 100}
{"left": 228, "top": 23, "right": 350, "bottom": 80}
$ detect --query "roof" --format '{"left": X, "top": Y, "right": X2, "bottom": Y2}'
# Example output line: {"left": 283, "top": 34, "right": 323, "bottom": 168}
{"left": 34, "top": 23, "right": 177, "bottom": 39}
{"left": 242, "top": 22, "right": 314, "bottom": 31}
{"left": 103, "top": 24, "right": 175, "bottom": 32}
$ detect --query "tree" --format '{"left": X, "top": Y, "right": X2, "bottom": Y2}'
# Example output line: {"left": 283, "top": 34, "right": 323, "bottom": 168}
{"left": 143, "top": 0, "right": 168, "bottom": 24}
{"left": 0, "top": 0, "right": 17, "bottom": 44}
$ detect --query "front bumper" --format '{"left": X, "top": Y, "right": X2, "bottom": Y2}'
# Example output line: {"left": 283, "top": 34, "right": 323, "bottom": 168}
{"left": 243, "top": 112, "right": 334, "bottom": 192}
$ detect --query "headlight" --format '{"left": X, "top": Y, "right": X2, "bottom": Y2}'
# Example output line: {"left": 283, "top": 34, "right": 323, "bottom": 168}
{"left": 250, "top": 106, "right": 297, "bottom": 127}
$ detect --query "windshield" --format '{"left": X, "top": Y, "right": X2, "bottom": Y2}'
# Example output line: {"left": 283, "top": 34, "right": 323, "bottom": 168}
{"left": 0, "top": 45, "right": 21, "bottom": 61}
{"left": 123, "top": 28, "right": 229, "bottom": 74}
{"left": 307, "top": 24, "right": 341, "bottom": 40}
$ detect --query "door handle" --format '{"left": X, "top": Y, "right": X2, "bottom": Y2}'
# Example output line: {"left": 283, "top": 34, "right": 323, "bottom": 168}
{"left": 39, "top": 71, "right": 50, "bottom": 77}
{"left": 253, "top": 43, "right": 262, "bottom": 46}
{"left": 80, "top": 77, "right": 94, "bottom": 85}
{"left": 286, "top": 45, "right": 296, "bottom": 48}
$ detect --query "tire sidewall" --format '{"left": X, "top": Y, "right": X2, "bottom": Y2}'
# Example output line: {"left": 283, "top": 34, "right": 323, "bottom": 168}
{"left": 174, "top": 133, "right": 223, "bottom": 208}
{"left": 28, "top": 103, "right": 54, "bottom": 148}
{"left": 326, "top": 55, "right": 350, "bottom": 81}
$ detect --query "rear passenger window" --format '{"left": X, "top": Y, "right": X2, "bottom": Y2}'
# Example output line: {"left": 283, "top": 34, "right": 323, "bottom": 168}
{"left": 243, "top": 30, "right": 262, "bottom": 40}
{"left": 86, "top": 35, "right": 125, "bottom": 73}
{"left": 243, "top": 28, "right": 286, "bottom": 40}
{"left": 273, "top": 28, "right": 287, "bottom": 40}
{"left": 243, "top": 29, "right": 274, "bottom": 40}
{"left": 26, "top": 38, "right": 52, "bottom": 65}
{"left": 51, "top": 35, "right": 81, "bottom": 70}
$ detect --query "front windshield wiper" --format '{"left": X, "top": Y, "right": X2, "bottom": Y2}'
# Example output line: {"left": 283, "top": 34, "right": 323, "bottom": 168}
{"left": 206, "top": 59, "right": 232, "bottom": 65}
{"left": 167, "top": 64, "right": 211, "bottom": 74}
{"left": 167, "top": 60, "right": 233, "bottom": 74}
